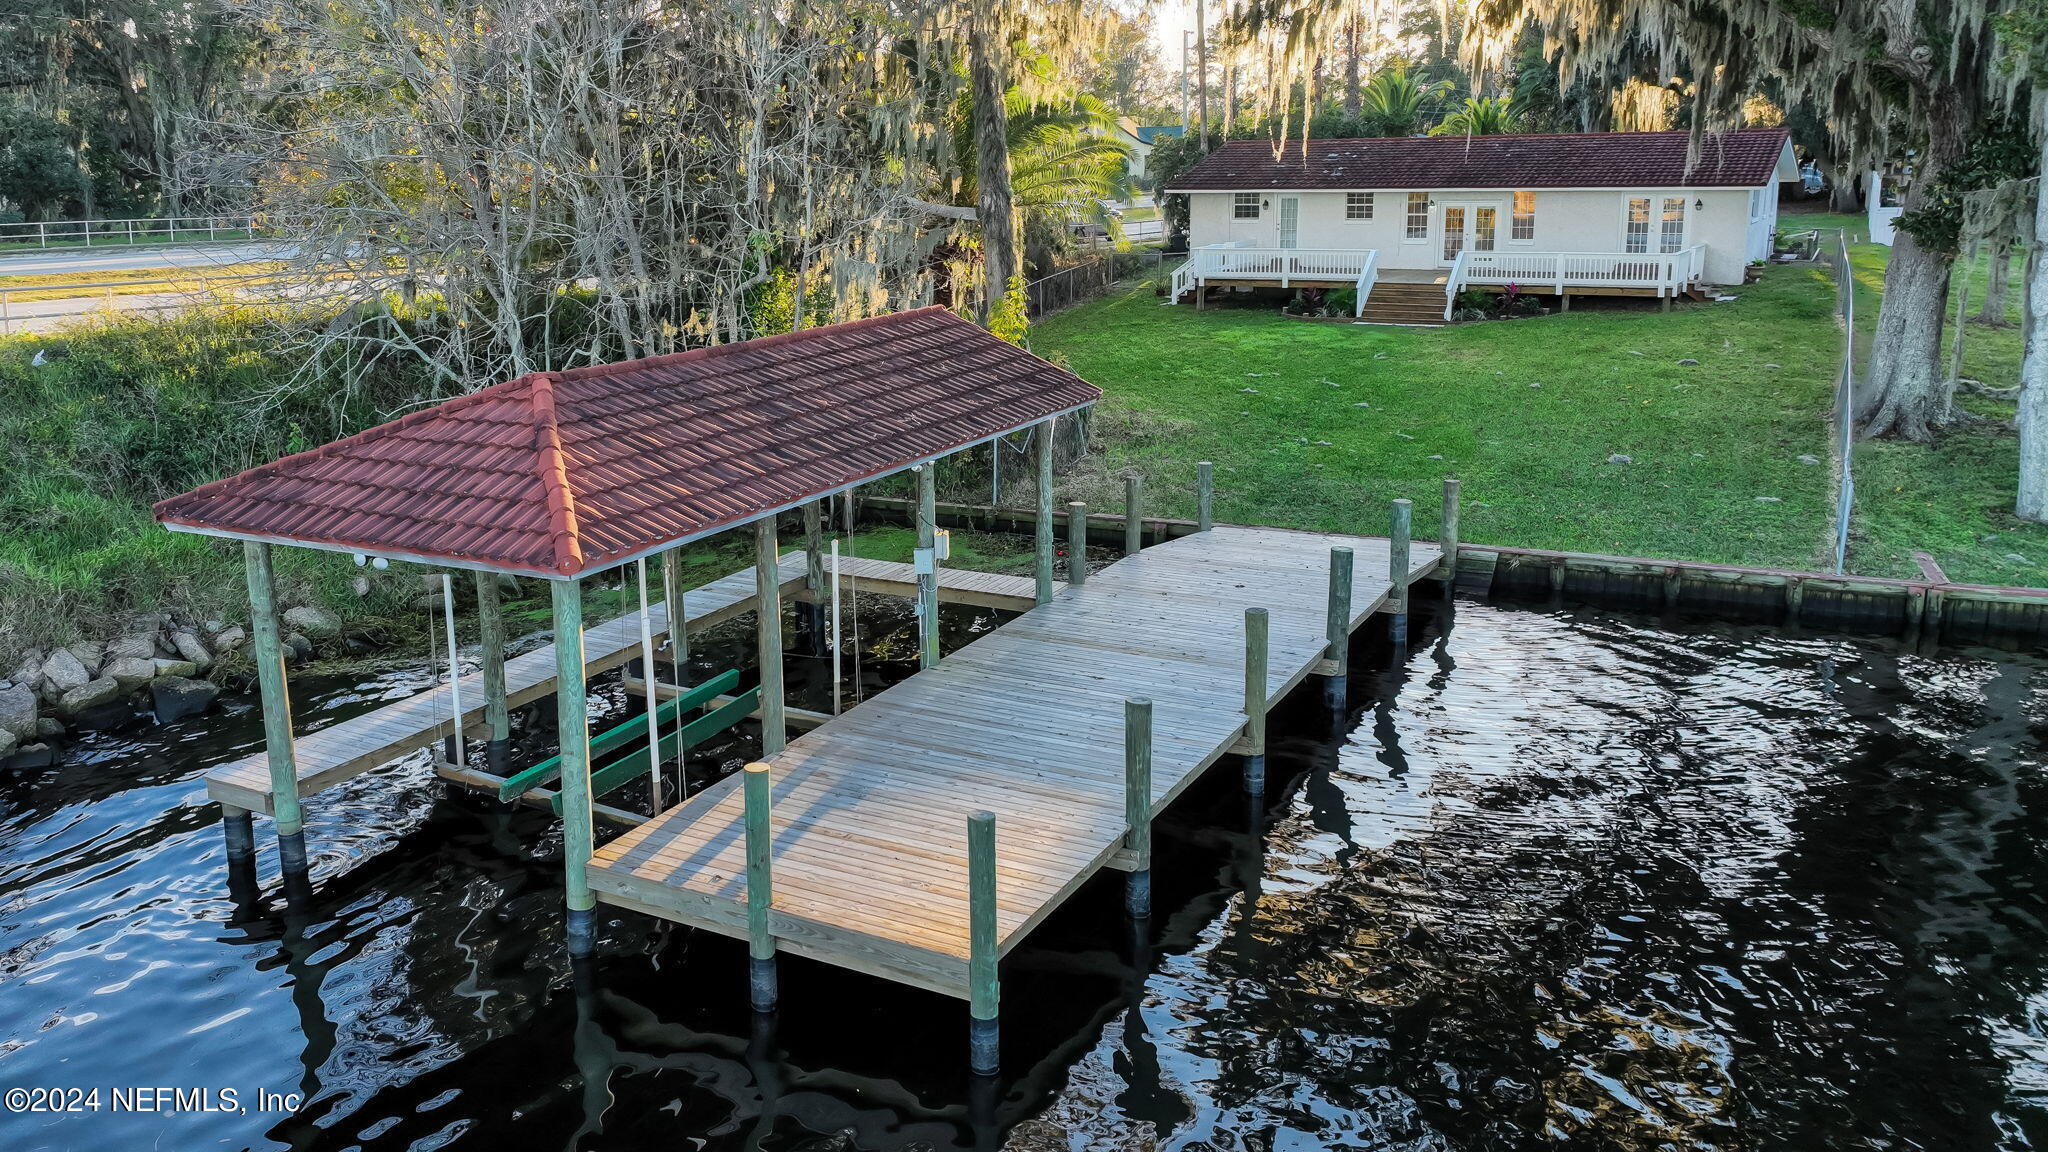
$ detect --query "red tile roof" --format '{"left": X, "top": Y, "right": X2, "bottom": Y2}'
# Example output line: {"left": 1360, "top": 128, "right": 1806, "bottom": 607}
{"left": 1166, "top": 128, "right": 1791, "bottom": 192}
{"left": 155, "top": 307, "right": 1101, "bottom": 578}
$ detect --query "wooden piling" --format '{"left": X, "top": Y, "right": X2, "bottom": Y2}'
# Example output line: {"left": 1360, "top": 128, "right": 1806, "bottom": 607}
{"left": 1197, "top": 462, "right": 1214, "bottom": 532}
{"left": 242, "top": 541, "right": 306, "bottom": 866}
{"left": 1124, "top": 474, "right": 1145, "bottom": 555}
{"left": 916, "top": 465, "right": 940, "bottom": 669}
{"left": 1035, "top": 418, "right": 1055, "bottom": 607}
{"left": 551, "top": 577, "right": 596, "bottom": 955}
{"left": 744, "top": 762, "right": 778, "bottom": 1011}
{"left": 661, "top": 548, "right": 689, "bottom": 686}
{"left": 755, "top": 518, "right": 788, "bottom": 758}
{"left": 1123, "top": 698, "right": 1153, "bottom": 917}
{"left": 474, "top": 571, "right": 510, "bottom": 776}
{"left": 1389, "top": 499, "right": 1413, "bottom": 640}
{"left": 1324, "top": 547, "right": 1354, "bottom": 708}
{"left": 221, "top": 803, "right": 254, "bottom": 863}
{"left": 803, "top": 501, "right": 826, "bottom": 602}
{"left": 968, "top": 810, "right": 999, "bottom": 1074}
{"left": 1242, "top": 607, "right": 1268, "bottom": 792}
{"left": 1066, "top": 501, "right": 1089, "bottom": 586}
{"left": 1440, "top": 478, "right": 1461, "bottom": 570}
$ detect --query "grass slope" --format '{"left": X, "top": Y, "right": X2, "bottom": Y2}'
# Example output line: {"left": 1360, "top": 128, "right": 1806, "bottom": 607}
{"left": 1030, "top": 229, "right": 2040, "bottom": 586}
{"left": 1033, "top": 266, "right": 1843, "bottom": 570}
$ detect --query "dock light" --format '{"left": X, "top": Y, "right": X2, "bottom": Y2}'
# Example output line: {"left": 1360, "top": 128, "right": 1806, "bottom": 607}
{"left": 934, "top": 529, "right": 952, "bottom": 562}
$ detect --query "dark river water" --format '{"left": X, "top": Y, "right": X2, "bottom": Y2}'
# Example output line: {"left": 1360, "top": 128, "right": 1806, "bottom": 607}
{"left": 4, "top": 588, "right": 2048, "bottom": 1151}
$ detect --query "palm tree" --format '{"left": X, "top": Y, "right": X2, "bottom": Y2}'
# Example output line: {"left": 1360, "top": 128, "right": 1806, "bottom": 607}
{"left": 950, "top": 91, "right": 1132, "bottom": 211}
{"left": 1431, "top": 96, "right": 1525, "bottom": 137}
{"left": 1358, "top": 66, "right": 1453, "bottom": 136}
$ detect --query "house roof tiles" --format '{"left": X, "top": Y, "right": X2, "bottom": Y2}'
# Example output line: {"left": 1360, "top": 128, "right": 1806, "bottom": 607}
{"left": 1166, "top": 128, "right": 1791, "bottom": 192}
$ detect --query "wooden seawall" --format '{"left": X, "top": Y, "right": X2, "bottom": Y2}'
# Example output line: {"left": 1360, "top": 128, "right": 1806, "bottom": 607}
{"left": 587, "top": 526, "right": 1442, "bottom": 996}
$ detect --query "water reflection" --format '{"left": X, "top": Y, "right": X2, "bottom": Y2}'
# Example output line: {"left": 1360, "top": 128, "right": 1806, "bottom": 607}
{"left": 4, "top": 592, "right": 2048, "bottom": 1150}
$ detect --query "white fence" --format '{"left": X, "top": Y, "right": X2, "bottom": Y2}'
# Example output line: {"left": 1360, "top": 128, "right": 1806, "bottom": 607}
{"left": 0, "top": 215, "right": 262, "bottom": 249}
{"left": 1444, "top": 247, "right": 1707, "bottom": 318}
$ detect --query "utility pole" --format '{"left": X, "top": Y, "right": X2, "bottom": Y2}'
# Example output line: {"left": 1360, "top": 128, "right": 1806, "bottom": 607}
{"left": 1195, "top": 0, "right": 1210, "bottom": 150}
{"left": 1180, "top": 28, "right": 1191, "bottom": 130}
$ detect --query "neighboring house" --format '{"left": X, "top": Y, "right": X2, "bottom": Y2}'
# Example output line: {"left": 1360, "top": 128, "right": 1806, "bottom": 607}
{"left": 1109, "top": 120, "right": 1185, "bottom": 182}
{"left": 1164, "top": 128, "right": 1799, "bottom": 317}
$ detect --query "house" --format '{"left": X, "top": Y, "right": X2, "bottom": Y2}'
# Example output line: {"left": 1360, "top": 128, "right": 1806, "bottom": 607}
{"left": 1104, "top": 118, "right": 1186, "bottom": 183}
{"left": 1163, "top": 128, "right": 1799, "bottom": 318}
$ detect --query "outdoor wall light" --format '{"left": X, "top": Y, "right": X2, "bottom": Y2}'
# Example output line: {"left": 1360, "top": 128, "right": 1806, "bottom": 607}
{"left": 1695, "top": 198, "right": 1705, "bottom": 210}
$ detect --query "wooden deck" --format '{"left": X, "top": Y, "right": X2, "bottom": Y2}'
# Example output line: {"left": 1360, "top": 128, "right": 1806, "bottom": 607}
{"left": 204, "top": 554, "right": 1045, "bottom": 815}
{"left": 587, "top": 526, "right": 1441, "bottom": 997}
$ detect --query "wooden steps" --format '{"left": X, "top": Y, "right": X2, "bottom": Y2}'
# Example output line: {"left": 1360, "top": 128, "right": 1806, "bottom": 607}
{"left": 587, "top": 526, "right": 1442, "bottom": 998}
{"left": 1357, "top": 282, "right": 1447, "bottom": 327}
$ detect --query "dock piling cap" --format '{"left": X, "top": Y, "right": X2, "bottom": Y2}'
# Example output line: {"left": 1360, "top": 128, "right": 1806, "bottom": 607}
{"left": 745, "top": 762, "right": 771, "bottom": 775}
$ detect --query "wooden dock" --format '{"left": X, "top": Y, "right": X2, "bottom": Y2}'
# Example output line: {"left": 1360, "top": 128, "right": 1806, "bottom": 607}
{"left": 204, "top": 553, "right": 1044, "bottom": 815}
{"left": 587, "top": 526, "right": 1440, "bottom": 997}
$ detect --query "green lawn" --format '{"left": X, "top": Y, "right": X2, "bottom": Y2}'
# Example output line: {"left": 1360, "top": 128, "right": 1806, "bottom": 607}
{"left": 1789, "top": 212, "right": 2035, "bottom": 583}
{"left": 1029, "top": 232, "right": 2042, "bottom": 586}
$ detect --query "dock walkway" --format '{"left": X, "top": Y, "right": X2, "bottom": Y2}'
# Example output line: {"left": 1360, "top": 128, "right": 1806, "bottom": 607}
{"left": 204, "top": 554, "right": 1044, "bottom": 815}
{"left": 587, "top": 526, "right": 1441, "bottom": 996}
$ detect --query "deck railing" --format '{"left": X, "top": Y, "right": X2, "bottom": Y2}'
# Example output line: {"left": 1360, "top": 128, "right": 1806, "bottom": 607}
{"left": 1353, "top": 250, "right": 1380, "bottom": 317}
{"left": 1169, "top": 244, "right": 1378, "bottom": 301}
{"left": 1443, "top": 246, "right": 1708, "bottom": 319}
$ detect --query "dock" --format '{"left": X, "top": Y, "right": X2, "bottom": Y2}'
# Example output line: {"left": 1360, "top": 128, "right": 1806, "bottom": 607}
{"left": 203, "top": 553, "right": 1046, "bottom": 815}
{"left": 587, "top": 526, "right": 1441, "bottom": 997}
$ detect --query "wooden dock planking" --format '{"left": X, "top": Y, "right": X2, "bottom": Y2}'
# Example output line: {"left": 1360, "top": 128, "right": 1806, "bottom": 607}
{"left": 588, "top": 527, "right": 1441, "bottom": 998}
{"left": 204, "top": 554, "right": 1045, "bottom": 815}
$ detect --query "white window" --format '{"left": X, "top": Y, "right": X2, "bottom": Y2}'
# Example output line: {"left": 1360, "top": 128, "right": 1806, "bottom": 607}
{"left": 1233, "top": 193, "right": 1260, "bottom": 219}
{"left": 1345, "top": 192, "right": 1374, "bottom": 220}
{"left": 1405, "top": 192, "right": 1428, "bottom": 240}
{"left": 1473, "top": 206, "right": 1497, "bottom": 251}
{"left": 1625, "top": 196, "right": 1651, "bottom": 253}
{"left": 1511, "top": 191, "right": 1536, "bottom": 241}
{"left": 1749, "top": 188, "right": 1765, "bottom": 219}
{"left": 1660, "top": 196, "right": 1687, "bottom": 252}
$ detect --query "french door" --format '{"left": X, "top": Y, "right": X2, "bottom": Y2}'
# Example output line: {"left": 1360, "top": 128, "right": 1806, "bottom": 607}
{"left": 1440, "top": 203, "right": 1498, "bottom": 264}
{"left": 1276, "top": 196, "right": 1300, "bottom": 249}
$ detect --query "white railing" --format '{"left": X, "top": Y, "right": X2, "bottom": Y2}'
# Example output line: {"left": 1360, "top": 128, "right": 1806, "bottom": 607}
{"left": 1353, "top": 250, "right": 1380, "bottom": 317}
{"left": 0, "top": 215, "right": 262, "bottom": 249}
{"left": 1442, "top": 250, "right": 1470, "bottom": 320}
{"left": 1171, "top": 244, "right": 1378, "bottom": 301}
{"left": 1444, "top": 246, "right": 1708, "bottom": 319}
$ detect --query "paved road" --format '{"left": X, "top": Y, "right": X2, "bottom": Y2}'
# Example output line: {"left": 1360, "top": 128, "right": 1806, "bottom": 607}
{"left": 0, "top": 292, "right": 199, "bottom": 334}
{"left": 0, "top": 242, "right": 296, "bottom": 278}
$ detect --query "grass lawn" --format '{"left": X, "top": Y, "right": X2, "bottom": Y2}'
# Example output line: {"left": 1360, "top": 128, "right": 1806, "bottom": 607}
{"left": 1783, "top": 212, "right": 2036, "bottom": 584}
{"left": 1029, "top": 229, "right": 2043, "bottom": 586}
{"left": 0, "top": 262, "right": 284, "bottom": 301}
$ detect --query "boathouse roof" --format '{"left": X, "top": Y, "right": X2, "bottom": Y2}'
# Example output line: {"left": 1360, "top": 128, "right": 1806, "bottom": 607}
{"left": 154, "top": 307, "right": 1101, "bottom": 578}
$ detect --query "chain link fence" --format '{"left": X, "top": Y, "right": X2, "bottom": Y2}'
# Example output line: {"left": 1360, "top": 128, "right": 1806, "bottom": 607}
{"left": 1023, "top": 250, "right": 1167, "bottom": 319}
{"left": 1811, "top": 228, "right": 1858, "bottom": 573}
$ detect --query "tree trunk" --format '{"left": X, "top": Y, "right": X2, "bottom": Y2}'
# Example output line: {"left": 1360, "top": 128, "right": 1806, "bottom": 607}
{"left": 1860, "top": 230, "right": 1957, "bottom": 440}
{"left": 1195, "top": 0, "right": 1210, "bottom": 149}
{"left": 1858, "top": 95, "right": 1968, "bottom": 441}
{"left": 968, "top": 0, "right": 1017, "bottom": 323}
{"left": 1828, "top": 169, "right": 1862, "bottom": 214}
{"left": 1343, "top": 13, "right": 1360, "bottom": 119}
{"left": 2015, "top": 148, "right": 2047, "bottom": 522}
{"left": 1975, "top": 236, "right": 2012, "bottom": 325}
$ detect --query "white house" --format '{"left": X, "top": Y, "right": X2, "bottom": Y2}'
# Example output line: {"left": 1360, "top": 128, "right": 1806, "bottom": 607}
{"left": 1165, "top": 128, "right": 1799, "bottom": 318}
